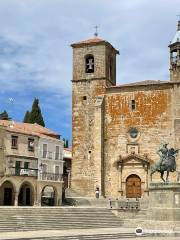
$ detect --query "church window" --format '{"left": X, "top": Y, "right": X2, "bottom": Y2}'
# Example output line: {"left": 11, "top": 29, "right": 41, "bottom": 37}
{"left": 109, "top": 57, "right": 113, "bottom": 81}
{"left": 129, "top": 128, "right": 138, "bottom": 139}
{"left": 131, "top": 100, "right": 136, "bottom": 111}
{"left": 85, "top": 55, "right": 94, "bottom": 73}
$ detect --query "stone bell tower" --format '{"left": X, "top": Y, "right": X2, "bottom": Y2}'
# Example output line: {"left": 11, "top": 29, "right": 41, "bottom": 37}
{"left": 169, "top": 20, "right": 180, "bottom": 81}
{"left": 71, "top": 37, "right": 119, "bottom": 197}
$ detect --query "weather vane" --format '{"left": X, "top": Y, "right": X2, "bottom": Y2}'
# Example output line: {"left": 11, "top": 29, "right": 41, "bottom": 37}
{"left": 94, "top": 25, "right": 98, "bottom": 37}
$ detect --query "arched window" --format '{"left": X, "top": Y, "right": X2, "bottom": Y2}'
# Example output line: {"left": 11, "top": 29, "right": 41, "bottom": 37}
{"left": 109, "top": 57, "right": 113, "bottom": 81}
{"left": 85, "top": 55, "right": 94, "bottom": 73}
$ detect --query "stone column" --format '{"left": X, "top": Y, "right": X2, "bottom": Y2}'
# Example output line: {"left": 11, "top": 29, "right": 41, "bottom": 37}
{"left": 56, "top": 190, "right": 62, "bottom": 206}
{"left": 36, "top": 183, "right": 42, "bottom": 206}
{"left": 118, "top": 164, "right": 123, "bottom": 196}
{"left": 14, "top": 192, "right": 18, "bottom": 206}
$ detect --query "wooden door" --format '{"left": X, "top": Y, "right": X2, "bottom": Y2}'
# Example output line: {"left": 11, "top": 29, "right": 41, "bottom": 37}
{"left": 126, "top": 174, "right": 141, "bottom": 198}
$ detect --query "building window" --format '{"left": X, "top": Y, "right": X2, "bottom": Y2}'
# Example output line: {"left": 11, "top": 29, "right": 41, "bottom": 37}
{"left": 28, "top": 138, "right": 34, "bottom": 151}
{"left": 15, "top": 161, "right": 21, "bottom": 175}
{"left": 55, "top": 146, "right": 60, "bottom": 160}
{"left": 131, "top": 100, "right": 136, "bottom": 111}
{"left": 24, "top": 162, "right": 29, "bottom": 169}
{"left": 42, "top": 144, "right": 48, "bottom": 158}
{"left": 42, "top": 164, "right": 47, "bottom": 176}
{"left": 85, "top": 55, "right": 94, "bottom": 73}
{"left": 11, "top": 136, "right": 18, "bottom": 149}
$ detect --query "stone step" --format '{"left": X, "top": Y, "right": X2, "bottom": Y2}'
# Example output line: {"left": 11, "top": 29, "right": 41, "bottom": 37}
{"left": 0, "top": 207, "right": 122, "bottom": 232}
{"left": 0, "top": 222, "right": 121, "bottom": 225}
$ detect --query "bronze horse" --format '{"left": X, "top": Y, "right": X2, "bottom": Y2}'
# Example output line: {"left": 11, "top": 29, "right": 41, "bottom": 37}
{"left": 150, "top": 148, "right": 178, "bottom": 182}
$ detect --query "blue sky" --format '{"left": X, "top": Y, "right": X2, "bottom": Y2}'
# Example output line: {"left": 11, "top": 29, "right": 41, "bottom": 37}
{"left": 0, "top": 0, "right": 179, "bottom": 145}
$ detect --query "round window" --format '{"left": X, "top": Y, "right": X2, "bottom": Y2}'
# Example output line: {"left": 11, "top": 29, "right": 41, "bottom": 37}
{"left": 129, "top": 128, "right": 138, "bottom": 139}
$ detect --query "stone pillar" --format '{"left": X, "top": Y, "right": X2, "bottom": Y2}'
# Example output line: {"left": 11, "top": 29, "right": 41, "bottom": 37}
{"left": 14, "top": 192, "right": 18, "bottom": 206}
{"left": 36, "top": 183, "right": 42, "bottom": 206}
{"left": 34, "top": 192, "right": 40, "bottom": 206}
{"left": 118, "top": 164, "right": 123, "bottom": 196}
{"left": 56, "top": 190, "right": 62, "bottom": 206}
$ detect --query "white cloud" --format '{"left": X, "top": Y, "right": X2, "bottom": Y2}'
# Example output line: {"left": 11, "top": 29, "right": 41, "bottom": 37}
{"left": 0, "top": 0, "right": 178, "bottom": 92}
{"left": 0, "top": 0, "right": 179, "bottom": 106}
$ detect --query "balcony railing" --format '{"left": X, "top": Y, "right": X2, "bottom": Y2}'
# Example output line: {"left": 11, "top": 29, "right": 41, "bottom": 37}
{"left": 41, "top": 151, "right": 63, "bottom": 160}
{"left": 7, "top": 167, "right": 38, "bottom": 177}
{"left": 39, "top": 172, "right": 63, "bottom": 182}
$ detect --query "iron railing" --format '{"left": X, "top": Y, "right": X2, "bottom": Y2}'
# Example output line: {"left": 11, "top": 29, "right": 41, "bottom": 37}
{"left": 39, "top": 172, "right": 63, "bottom": 181}
{"left": 109, "top": 199, "right": 140, "bottom": 210}
{"left": 7, "top": 167, "right": 38, "bottom": 177}
{"left": 41, "top": 151, "right": 63, "bottom": 160}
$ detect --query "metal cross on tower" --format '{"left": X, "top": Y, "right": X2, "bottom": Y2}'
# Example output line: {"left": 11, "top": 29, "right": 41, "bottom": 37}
{"left": 94, "top": 25, "right": 98, "bottom": 37}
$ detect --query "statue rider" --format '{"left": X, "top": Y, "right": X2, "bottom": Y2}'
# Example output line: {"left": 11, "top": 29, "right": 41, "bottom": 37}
{"left": 156, "top": 143, "right": 169, "bottom": 170}
{"left": 168, "top": 148, "right": 178, "bottom": 172}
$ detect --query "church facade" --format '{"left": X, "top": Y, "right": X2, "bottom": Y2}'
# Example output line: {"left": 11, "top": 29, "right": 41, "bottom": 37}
{"left": 71, "top": 21, "right": 180, "bottom": 198}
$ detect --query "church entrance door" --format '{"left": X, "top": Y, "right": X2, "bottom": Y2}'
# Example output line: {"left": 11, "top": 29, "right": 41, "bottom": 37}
{"left": 126, "top": 174, "right": 141, "bottom": 198}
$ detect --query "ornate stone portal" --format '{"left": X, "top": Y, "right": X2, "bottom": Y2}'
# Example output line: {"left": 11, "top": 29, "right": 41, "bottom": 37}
{"left": 117, "top": 154, "right": 151, "bottom": 198}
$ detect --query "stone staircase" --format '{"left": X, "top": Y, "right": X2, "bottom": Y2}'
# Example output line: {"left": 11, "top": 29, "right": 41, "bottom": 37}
{"left": 0, "top": 207, "right": 123, "bottom": 232}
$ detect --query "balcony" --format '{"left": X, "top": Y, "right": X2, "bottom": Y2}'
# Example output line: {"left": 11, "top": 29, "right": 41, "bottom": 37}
{"left": 41, "top": 151, "right": 63, "bottom": 161}
{"left": 39, "top": 172, "right": 63, "bottom": 182}
{"left": 7, "top": 167, "right": 38, "bottom": 177}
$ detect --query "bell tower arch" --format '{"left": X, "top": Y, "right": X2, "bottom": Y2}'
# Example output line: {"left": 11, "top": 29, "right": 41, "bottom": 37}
{"left": 169, "top": 20, "right": 180, "bottom": 81}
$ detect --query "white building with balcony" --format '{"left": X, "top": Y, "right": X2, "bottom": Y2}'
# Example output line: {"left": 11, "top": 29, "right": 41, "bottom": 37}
{"left": 0, "top": 120, "right": 64, "bottom": 206}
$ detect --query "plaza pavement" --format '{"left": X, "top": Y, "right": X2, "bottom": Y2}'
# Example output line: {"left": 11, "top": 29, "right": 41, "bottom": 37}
{"left": 0, "top": 227, "right": 180, "bottom": 240}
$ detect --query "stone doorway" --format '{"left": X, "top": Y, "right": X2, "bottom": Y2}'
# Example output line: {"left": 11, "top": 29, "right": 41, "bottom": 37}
{"left": 126, "top": 174, "right": 141, "bottom": 198}
{"left": 18, "top": 182, "right": 34, "bottom": 206}
{"left": 0, "top": 181, "right": 15, "bottom": 206}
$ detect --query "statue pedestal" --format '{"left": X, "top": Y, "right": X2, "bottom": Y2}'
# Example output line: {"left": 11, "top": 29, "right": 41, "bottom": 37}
{"left": 148, "top": 182, "right": 180, "bottom": 221}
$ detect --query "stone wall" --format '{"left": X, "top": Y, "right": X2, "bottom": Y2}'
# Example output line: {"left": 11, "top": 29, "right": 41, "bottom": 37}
{"left": 72, "top": 80, "right": 106, "bottom": 196}
{"left": 104, "top": 84, "right": 180, "bottom": 197}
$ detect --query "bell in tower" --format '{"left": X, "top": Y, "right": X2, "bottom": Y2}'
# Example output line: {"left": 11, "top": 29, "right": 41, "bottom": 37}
{"left": 169, "top": 20, "right": 180, "bottom": 81}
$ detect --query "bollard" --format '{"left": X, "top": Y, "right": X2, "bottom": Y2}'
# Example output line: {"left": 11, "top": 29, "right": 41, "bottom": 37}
{"left": 135, "top": 227, "right": 143, "bottom": 236}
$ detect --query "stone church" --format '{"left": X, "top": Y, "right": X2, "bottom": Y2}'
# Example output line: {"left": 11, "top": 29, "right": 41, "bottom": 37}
{"left": 71, "top": 21, "right": 180, "bottom": 199}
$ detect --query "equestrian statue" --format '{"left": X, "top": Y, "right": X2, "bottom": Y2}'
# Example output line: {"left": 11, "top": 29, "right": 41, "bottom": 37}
{"left": 150, "top": 143, "right": 179, "bottom": 182}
